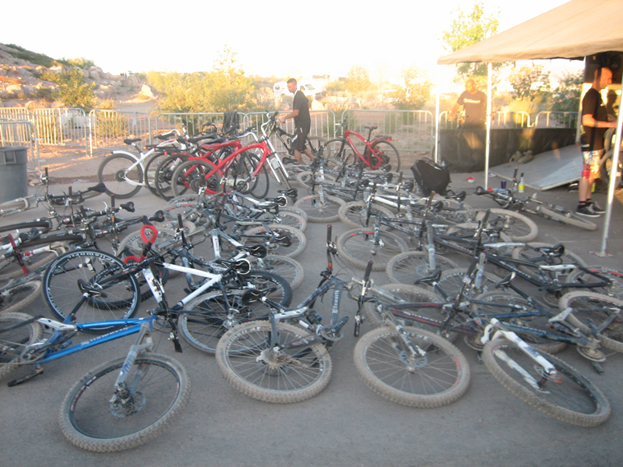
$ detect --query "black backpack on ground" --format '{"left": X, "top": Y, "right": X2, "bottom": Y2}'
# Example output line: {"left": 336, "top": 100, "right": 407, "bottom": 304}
{"left": 411, "top": 157, "right": 451, "bottom": 196}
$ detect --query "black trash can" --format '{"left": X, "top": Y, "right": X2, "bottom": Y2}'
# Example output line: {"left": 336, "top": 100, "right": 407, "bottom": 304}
{"left": 0, "top": 146, "right": 29, "bottom": 203}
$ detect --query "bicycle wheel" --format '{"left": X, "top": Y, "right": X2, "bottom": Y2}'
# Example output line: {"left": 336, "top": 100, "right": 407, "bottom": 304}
{"left": 249, "top": 255, "right": 305, "bottom": 291}
{"left": 0, "top": 220, "right": 52, "bottom": 235}
{"left": 472, "top": 291, "right": 567, "bottom": 354}
{"left": 470, "top": 208, "right": 538, "bottom": 242}
{"left": 354, "top": 326, "right": 470, "bottom": 407}
{"left": 336, "top": 228, "right": 408, "bottom": 271}
{"left": 0, "top": 312, "right": 44, "bottom": 381}
{"left": 0, "top": 234, "right": 85, "bottom": 281}
{"left": 97, "top": 153, "right": 143, "bottom": 199}
{"left": 323, "top": 138, "right": 355, "bottom": 166}
{"left": 598, "top": 148, "right": 622, "bottom": 190}
{"left": 144, "top": 151, "right": 171, "bottom": 198}
{"left": 180, "top": 285, "right": 280, "bottom": 354}
{"left": 171, "top": 159, "right": 221, "bottom": 197}
{"left": 231, "top": 151, "right": 270, "bottom": 199}
{"left": 565, "top": 266, "right": 623, "bottom": 300}
{"left": 294, "top": 194, "right": 345, "bottom": 223}
{"left": 338, "top": 200, "right": 395, "bottom": 229}
{"left": 242, "top": 225, "right": 306, "bottom": 259}
{"left": 0, "top": 279, "right": 43, "bottom": 314}
{"left": 307, "top": 136, "right": 327, "bottom": 159}
{"left": 118, "top": 228, "right": 184, "bottom": 257}
{"left": 560, "top": 291, "right": 623, "bottom": 353}
{"left": 537, "top": 205, "right": 597, "bottom": 231}
{"left": 43, "top": 249, "right": 140, "bottom": 327}
{"left": 482, "top": 338, "right": 610, "bottom": 427}
{"left": 386, "top": 251, "right": 459, "bottom": 285}
{"left": 216, "top": 321, "right": 332, "bottom": 403}
{"left": 363, "top": 283, "right": 454, "bottom": 338}
{"left": 370, "top": 140, "right": 401, "bottom": 172}
{"left": 154, "top": 154, "right": 190, "bottom": 200}
{"left": 59, "top": 354, "right": 191, "bottom": 452}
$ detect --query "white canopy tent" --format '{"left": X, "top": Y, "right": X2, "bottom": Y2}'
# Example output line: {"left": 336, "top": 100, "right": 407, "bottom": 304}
{"left": 437, "top": 0, "right": 623, "bottom": 255}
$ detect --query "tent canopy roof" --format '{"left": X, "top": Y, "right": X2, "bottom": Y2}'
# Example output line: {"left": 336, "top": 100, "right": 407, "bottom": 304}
{"left": 438, "top": 0, "right": 623, "bottom": 65}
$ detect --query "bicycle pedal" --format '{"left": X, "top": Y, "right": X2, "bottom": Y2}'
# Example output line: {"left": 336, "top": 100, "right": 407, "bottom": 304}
{"left": 8, "top": 367, "right": 44, "bottom": 387}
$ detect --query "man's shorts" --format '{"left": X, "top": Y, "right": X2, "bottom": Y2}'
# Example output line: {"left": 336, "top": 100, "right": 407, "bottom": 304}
{"left": 291, "top": 126, "right": 309, "bottom": 152}
{"left": 582, "top": 150, "right": 603, "bottom": 179}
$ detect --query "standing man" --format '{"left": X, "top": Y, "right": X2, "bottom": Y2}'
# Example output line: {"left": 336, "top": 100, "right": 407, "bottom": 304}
{"left": 279, "top": 78, "right": 314, "bottom": 164}
{"left": 576, "top": 66, "right": 616, "bottom": 217}
{"left": 448, "top": 78, "right": 488, "bottom": 128}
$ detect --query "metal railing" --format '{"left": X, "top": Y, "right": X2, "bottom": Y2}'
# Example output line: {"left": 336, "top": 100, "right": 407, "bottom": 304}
{"left": 341, "top": 109, "right": 435, "bottom": 155}
{"left": 534, "top": 111, "right": 578, "bottom": 128}
{"left": 88, "top": 110, "right": 151, "bottom": 155}
{"left": 0, "top": 107, "right": 580, "bottom": 164}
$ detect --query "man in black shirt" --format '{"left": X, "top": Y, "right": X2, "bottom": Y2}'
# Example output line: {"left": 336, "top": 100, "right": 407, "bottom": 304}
{"left": 577, "top": 66, "right": 617, "bottom": 217}
{"left": 279, "top": 78, "right": 314, "bottom": 164}
{"left": 449, "top": 79, "right": 487, "bottom": 128}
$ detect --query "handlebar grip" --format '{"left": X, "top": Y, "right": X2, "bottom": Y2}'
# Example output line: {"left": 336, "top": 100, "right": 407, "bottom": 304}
{"left": 327, "top": 224, "right": 332, "bottom": 243}
{"left": 44, "top": 167, "right": 48, "bottom": 178}
{"left": 110, "top": 194, "right": 115, "bottom": 208}
{"left": 68, "top": 186, "right": 72, "bottom": 197}
{"left": 364, "top": 261, "right": 374, "bottom": 281}
{"left": 513, "top": 167, "right": 518, "bottom": 180}
{"left": 177, "top": 214, "right": 184, "bottom": 229}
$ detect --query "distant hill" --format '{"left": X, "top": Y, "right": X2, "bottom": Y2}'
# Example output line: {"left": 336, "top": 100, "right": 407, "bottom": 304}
{"left": 0, "top": 43, "right": 149, "bottom": 109}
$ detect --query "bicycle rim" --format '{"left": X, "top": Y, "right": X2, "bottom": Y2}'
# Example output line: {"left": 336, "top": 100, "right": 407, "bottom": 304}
{"left": 59, "top": 354, "right": 190, "bottom": 452}
{"left": 482, "top": 338, "right": 610, "bottom": 427}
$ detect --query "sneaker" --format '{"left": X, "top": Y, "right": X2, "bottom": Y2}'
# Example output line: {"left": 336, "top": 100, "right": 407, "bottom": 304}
{"left": 589, "top": 201, "right": 606, "bottom": 214}
{"left": 282, "top": 157, "right": 296, "bottom": 165}
{"left": 576, "top": 204, "right": 601, "bottom": 217}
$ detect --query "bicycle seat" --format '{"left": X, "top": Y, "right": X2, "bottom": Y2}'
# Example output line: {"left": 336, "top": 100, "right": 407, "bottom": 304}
{"left": 474, "top": 186, "right": 488, "bottom": 195}
{"left": 449, "top": 191, "right": 467, "bottom": 203}
{"left": 535, "top": 243, "right": 565, "bottom": 257}
{"left": 88, "top": 183, "right": 107, "bottom": 193}
{"left": 124, "top": 138, "right": 142, "bottom": 145}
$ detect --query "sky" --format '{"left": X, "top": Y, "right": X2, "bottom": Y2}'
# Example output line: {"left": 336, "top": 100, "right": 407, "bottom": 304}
{"left": 1, "top": 0, "right": 582, "bottom": 85}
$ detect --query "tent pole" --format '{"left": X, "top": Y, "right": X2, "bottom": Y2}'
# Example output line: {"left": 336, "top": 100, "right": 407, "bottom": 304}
{"left": 597, "top": 109, "right": 623, "bottom": 256}
{"left": 434, "top": 67, "right": 440, "bottom": 164}
{"left": 485, "top": 63, "right": 492, "bottom": 189}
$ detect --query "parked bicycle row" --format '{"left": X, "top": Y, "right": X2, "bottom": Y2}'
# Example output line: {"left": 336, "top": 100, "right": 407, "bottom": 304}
{"left": 1, "top": 112, "right": 622, "bottom": 455}
{"left": 2, "top": 214, "right": 621, "bottom": 454}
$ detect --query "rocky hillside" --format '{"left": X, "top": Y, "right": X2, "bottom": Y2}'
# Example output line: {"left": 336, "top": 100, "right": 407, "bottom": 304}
{"left": 0, "top": 43, "right": 151, "bottom": 108}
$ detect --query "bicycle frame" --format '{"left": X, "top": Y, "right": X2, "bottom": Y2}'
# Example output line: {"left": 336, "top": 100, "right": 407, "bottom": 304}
{"left": 333, "top": 122, "right": 391, "bottom": 170}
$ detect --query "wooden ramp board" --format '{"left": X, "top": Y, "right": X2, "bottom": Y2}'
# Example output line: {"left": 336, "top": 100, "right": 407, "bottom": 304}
{"left": 490, "top": 144, "right": 582, "bottom": 191}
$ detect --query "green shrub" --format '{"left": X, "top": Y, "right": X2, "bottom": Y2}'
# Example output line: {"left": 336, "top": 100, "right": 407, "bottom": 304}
{"left": 96, "top": 111, "right": 128, "bottom": 138}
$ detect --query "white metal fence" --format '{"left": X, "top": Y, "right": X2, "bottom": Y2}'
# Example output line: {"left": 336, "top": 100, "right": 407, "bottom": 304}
{"left": 0, "top": 107, "right": 580, "bottom": 164}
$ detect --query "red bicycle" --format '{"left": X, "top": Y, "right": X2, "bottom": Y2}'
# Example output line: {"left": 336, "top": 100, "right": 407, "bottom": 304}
{"left": 322, "top": 116, "right": 401, "bottom": 171}
{"left": 169, "top": 112, "right": 297, "bottom": 200}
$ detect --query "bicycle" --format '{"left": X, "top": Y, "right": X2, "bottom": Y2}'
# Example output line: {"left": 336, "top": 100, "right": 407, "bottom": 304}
{"left": 474, "top": 167, "right": 597, "bottom": 231}
{"left": 0, "top": 167, "right": 106, "bottom": 218}
{"left": 170, "top": 112, "right": 297, "bottom": 200}
{"left": 361, "top": 253, "right": 612, "bottom": 426}
{"left": 154, "top": 126, "right": 268, "bottom": 200}
{"left": 323, "top": 116, "right": 401, "bottom": 172}
{"left": 214, "top": 227, "right": 470, "bottom": 406}
{"left": 96, "top": 129, "right": 183, "bottom": 199}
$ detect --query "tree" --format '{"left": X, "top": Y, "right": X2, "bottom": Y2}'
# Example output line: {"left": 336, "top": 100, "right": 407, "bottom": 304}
{"left": 346, "top": 65, "right": 372, "bottom": 93}
{"left": 392, "top": 64, "right": 432, "bottom": 110}
{"left": 550, "top": 70, "right": 583, "bottom": 112}
{"left": 440, "top": 2, "right": 500, "bottom": 78}
{"left": 146, "top": 46, "right": 260, "bottom": 113}
{"left": 54, "top": 68, "right": 97, "bottom": 111}
{"left": 507, "top": 64, "right": 551, "bottom": 102}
